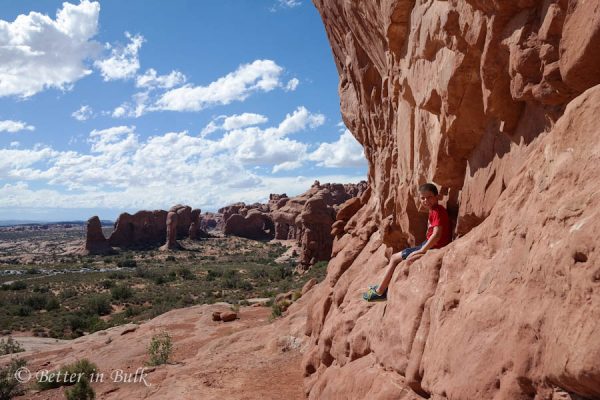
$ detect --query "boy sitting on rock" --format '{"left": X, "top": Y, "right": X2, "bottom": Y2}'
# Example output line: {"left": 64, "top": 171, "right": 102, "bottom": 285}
{"left": 363, "top": 183, "right": 451, "bottom": 301}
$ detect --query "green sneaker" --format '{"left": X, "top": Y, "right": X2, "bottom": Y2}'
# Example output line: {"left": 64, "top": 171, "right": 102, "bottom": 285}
{"left": 363, "top": 287, "right": 387, "bottom": 302}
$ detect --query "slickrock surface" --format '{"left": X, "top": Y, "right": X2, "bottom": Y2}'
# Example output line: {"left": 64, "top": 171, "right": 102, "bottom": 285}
{"left": 4, "top": 299, "right": 311, "bottom": 400}
{"left": 304, "top": 1, "right": 600, "bottom": 399}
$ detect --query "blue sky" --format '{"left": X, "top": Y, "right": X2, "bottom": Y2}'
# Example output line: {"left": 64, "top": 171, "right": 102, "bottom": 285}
{"left": 0, "top": 0, "right": 367, "bottom": 221}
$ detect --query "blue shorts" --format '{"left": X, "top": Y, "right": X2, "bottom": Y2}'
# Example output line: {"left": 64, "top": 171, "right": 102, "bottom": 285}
{"left": 400, "top": 242, "right": 426, "bottom": 260}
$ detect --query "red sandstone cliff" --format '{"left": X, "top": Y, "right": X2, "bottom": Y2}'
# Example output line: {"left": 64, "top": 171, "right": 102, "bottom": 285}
{"left": 304, "top": 1, "right": 600, "bottom": 399}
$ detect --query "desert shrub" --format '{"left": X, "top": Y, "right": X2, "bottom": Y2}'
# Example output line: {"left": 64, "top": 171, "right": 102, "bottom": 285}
{"left": 147, "top": 332, "right": 172, "bottom": 366}
{"left": 60, "top": 287, "right": 78, "bottom": 299}
{"left": 251, "top": 268, "right": 269, "bottom": 279}
{"left": 37, "top": 359, "right": 97, "bottom": 391}
{"left": 271, "top": 301, "right": 283, "bottom": 319}
{"left": 0, "top": 337, "right": 24, "bottom": 356}
{"left": 65, "top": 378, "right": 95, "bottom": 400}
{"left": 110, "top": 285, "right": 133, "bottom": 301}
{"left": 84, "top": 295, "right": 111, "bottom": 316}
{"left": 205, "top": 269, "right": 222, "bottom": 281}
{"left": 177, "top": 267, "right": 195, "bottom": 280}
{"left": 24, "top": 293, "right": 50, "bottom": 310}
{"left": 2, "top": 281, "right": 26, "bottom": 291}
{"left": 165, "top": 255, "right": 176, "bottom": 262}
{"left": 107, "top": 271, "right": 127, "bottom": 280}
{"left": 117, "top": 259, "right": 137, "bottom": 269}
{"left": 25, "top": 268, "right": 40, "bottom": 275}
{"left": 0, "top": 358, "right": 26, "bottom": 400}
{"left": 100, "top": 279, "right": 114, "bottom": 289}
{"left": 44, "top": 296, "right": 60, "bottom": 311}
{"left": 269, "top": 265, "right": 293, "bottom": 281}
{"left": 134, "top": 266, "right": 152, "bottom": 278}
{"left": 291, "top": 291, "right": 302, "bottom": 302}
{"left": 13, "top": 306, "right": 32, "bottom": 317}
{"left": 32, "top": 285, "right": 49, "bottom": 293}
{"left": 124, "top": 305, "right": 142, "bottom": 317}
{"left": 239, "top": 280, "right": 253, "bottom": 291}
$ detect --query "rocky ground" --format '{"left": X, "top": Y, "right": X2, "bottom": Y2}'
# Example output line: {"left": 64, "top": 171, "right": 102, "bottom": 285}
{"left": 1, "top": 297, "right": 313, "bottom": 399}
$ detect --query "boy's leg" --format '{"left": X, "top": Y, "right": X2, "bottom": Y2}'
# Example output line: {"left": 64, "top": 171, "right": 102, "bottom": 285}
{"left": 375, "top": 244, "right": 424, "bottom": 294}
{"left": 376, "top": 252, "right": 404, "bottom": 294}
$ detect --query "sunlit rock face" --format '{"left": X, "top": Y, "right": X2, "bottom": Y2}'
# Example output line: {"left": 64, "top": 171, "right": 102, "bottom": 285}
{"left": 304, "top": 1, "right": 600, "bottom": 399}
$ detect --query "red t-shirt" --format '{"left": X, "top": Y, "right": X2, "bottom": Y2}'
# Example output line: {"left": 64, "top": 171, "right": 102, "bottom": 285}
{"left": 426, "top": 204, "right": 451, "bottom": 249}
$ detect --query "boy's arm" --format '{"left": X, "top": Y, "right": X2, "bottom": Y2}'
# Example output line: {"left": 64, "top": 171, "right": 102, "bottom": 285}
{"left": 409, "top": 226, "right": 441, "bottom": 258}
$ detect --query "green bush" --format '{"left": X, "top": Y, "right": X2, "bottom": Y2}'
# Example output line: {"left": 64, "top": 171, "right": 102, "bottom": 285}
{"left": 107, "top": 271, "right": 127, "bottom": 280}
{"left": 24, "top": 293, "right": 50, "bottom": 310}
{"left": 0, "top": 358, "right": 26, "bottom": 400}
{"left": 45, "top": 296, "right": 60, "bottom": 311}
{"left": 205, "top": 269, "right": 222, "bottom": 281}
{"left": 100, "top": 279, "right": 114, "bottom": 289}
{"left": 271, "top": 301, "right": 283, "bottom": 319}
{"left": 60, "top": 287, "right": 78, "bottom": 299}
{"left": 2, "top": 281, "right": 27, "bottom": 291}
{"left": 110, "top": 285, "right": 133, "bottom": 301}
{"left": 117, "top": 259, "right": 137, "bottom": 269}
{"left": 147, "top": 332, "right": 172, "bottom": 366}
{"left": 65, "top": 378, "right": 95, "bottom": 400}
{"left": 84, "top": 295, "right": 112, "bottom": 316}
{"left": 0, "top": 337, "right": 24, "bottom": 356}
{"left": 14, "top": 306, "right": 32, "bottom": 317}
{"left": 37, "top": 359, "right": 97, "bottom": 391}
{"left": 177, "top": 267, "right": 195, "bottom": 280}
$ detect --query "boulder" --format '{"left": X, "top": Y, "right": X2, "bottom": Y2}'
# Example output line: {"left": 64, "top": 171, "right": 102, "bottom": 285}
{"left": 219, "top": 311, "right": 237, "bottom": 322}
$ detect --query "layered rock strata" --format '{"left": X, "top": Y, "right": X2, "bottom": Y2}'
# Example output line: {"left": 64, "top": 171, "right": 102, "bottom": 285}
{"left": 304, "top": 1, "right": 600, "bottom": 399}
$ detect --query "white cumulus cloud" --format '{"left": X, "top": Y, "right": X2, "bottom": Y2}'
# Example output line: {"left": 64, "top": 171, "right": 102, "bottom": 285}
{"left": 0, "top": 120, "right": 35, "bottom": 133}
{"left": 136, "top": 68, "right": 186, "bottom": 89}
{"left": 0, "top": 108, "right": 367, "bottom": 213}
{"left": 94, "top": 32, "right": 144, "bottom": 81}
{"left": 153, "top": 60, "right": 284, "bottom": 112}
{"left": 201, "top": 112, "right": 268, "bottom": 136}
{"left": 308, "top": 129, "right": 366, "bottom": 168}
{"left": 285, "top": 78, "right": 299, "bottom": 91}
{"left": 72, "top": 105, "right": 94, "bottom": 121}
{"left": 0, "top": 0, "right": 101, "bottom": 98}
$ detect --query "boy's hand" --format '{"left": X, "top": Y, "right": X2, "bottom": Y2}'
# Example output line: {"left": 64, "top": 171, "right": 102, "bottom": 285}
{"left": 406, "top": 251, "right": 424, "bottom": 263}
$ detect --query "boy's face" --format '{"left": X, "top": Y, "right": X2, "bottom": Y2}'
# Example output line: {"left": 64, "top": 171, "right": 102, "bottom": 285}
{"left": 419, "top": 190, "right": 438, "bottom": 210}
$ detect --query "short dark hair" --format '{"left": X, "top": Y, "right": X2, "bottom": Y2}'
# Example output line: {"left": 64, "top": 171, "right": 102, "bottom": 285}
{"left": 418, "top": 183, "right": 438, "bottom": 196}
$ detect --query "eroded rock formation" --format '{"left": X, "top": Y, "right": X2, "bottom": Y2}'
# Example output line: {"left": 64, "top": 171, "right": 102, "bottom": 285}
{"left": 108, "top": 210, "right": 168, "bottom": 249}
{"left": 82, "top": 216, "right": 112, "bottom": 255}
{"left": 219, "top": 181, "right": 367, "bottom": 267}
{"left": 84, "top": 205, "right": 206, "bottom": 252}
{"left": 270, "top": 181, "right": 368, "bottom": 269}
{"left": 304, "top": 1, "right": 600, "bottom": 399}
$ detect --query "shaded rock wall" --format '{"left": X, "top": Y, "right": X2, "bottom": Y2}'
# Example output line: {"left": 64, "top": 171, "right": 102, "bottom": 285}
{"left": 304, "top": 0, "right": 600, "bottom": 399}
